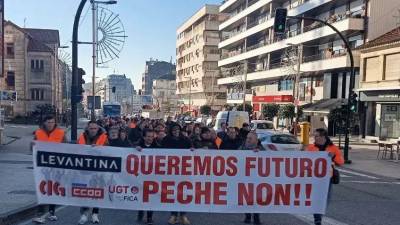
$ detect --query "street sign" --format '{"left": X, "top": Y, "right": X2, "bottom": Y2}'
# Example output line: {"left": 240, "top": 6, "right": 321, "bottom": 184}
{"left": 87, "top": 96, "right": 101, "bottom": 110}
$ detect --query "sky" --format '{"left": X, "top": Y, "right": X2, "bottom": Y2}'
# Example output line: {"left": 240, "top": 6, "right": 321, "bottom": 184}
{"left": 5, "top": 0, "right": 221, "bottom": 89}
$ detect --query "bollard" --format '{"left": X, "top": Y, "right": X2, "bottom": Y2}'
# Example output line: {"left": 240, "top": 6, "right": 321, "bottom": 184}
{"left": 300, "top": 122, "right": 310, "bottom": 145}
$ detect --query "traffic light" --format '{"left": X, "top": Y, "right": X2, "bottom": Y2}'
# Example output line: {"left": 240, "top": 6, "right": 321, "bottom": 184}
{"left": 112, "top": 86, "right": 116, "bottom": 93}
{"left": 274, "top": 8, "right": 288, "bottom": 33}
{"left": 76, "top": 67, "right": 86, "bottom": 102}
{"left": 349, "top": 92, "right": 358, "bottom": 112}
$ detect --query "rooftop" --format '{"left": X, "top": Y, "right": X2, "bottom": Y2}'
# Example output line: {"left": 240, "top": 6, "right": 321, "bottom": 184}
{"left": 358, "top": 26, "right": 400, "bottom": 50}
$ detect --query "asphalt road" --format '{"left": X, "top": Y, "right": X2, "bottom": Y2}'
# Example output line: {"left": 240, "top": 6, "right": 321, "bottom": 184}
{"left": 16, "top": 168, "right": 400, "bottom": 225}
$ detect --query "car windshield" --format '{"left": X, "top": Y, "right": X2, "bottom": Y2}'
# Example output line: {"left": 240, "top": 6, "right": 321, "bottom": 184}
{"left": 271, "top": 134, "right": 300, "bottom": 144}
{"left": 257, "top": 123, "right": 274, "bottom": 129}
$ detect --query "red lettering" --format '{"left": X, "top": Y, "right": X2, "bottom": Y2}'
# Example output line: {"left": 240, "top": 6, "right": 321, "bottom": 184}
{"left": 274, "top": 184, "right": 291, "bottom": 205}
{"left": 300, "top": 158, "right": 313, "bottom": 177}
{"left": 194, "top": 156, "right": 211, "bottom": 175}
{"left": 126, "top": 154, "right": 139, "bottom": 176}
{"left": 177, "top": 182, "right": 193, "bottom": 204}
{"left": 245, "top": 157, "right": 257, "bottom": 176}
{"left": 226, "top": 157, "right": 238, "bottom": 176}
{"left": 161, "top": 181, "right": 175, "bottom": 203}
{"left": 213, "top": 182, "right": 227, "bottom": 205}
{"left": 238, "top": 183, "right": 254, "bottom": 205}
{"left": 258, "top": 157, "right": 271, "bottom": 177}
{"left": 285, "top": 158, "right": 298, "bottom": 178}
{"left": 272, "top": 158, "right": 284, "bottom": 177}
{"left": 314, "top": 158, "right": 327, "bottom": 178}
{"left": 167, "top": 156, "right": 180, "bottom": 175}
{"left": 155, "top": 156, "right": 166, "bottom": 175}
{"left": 256, "top": 183, "right": 272, "bottom": 205}
{"left": 141, "top": 155, "right": 153, "bottom": 175}
{"left": 181, "top": 156, "right": 192, "bottom": 175}
{"left": 142, "top": 181, "right": 159, "bottom": 202}
{"left": 195, "top": 182, "right": 211, "bottom": 204}
{"left": 212, "top": 156, "right": 225, "bottom": 176}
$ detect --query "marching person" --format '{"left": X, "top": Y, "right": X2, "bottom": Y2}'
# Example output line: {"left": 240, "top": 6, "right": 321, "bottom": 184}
{"left": 32, "top": 115, "right": 66, "bottom": 224}
{"left": 220, "top": 127, "right": 242, "bottom": 150}
{"left": 134, "top": 129, "right": 160, "bottom": 225}
{"left": 77, "top": 121, "right": 108, "bottom": 225}
{"left": 119, "top": 128, "right": 132, "bottom": 147}
{"left": 192, "top": 127, "right": 218, "bottom": 149}
{"left": 161, "top": 123, "right": 192, "bottom": 225}
{"left": 240, "top": 131, "right": 265, "bottom": 225}
{"left": 307, "top": 128, "right": 344, "bottom": 225}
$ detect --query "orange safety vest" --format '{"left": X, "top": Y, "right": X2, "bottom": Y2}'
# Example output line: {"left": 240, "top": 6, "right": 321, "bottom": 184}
{"left": 307, "top": 144, "right": 344, "bottom": 177}
{"left": 35, "top": 128, "right": 65, "bottom": 143}
{"left": 215, "top": 137, "right": 222, "bottom": 149}
{"left": 78, "top": 133, "right": 108, "bottom": 146}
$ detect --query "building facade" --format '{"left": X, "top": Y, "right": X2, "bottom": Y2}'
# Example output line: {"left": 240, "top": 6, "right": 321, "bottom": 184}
{"left": 217, "top": 0, "right": 398, "bottom": 132}
{"left": 1, "top": 21, "right": 62, "bottom": 118}
{"left": 104, "top": 74, "right": 134, "bottom": 104}
{"left": 176, "top": 4, "right": 227, "bottom": 114}
{"left": 141, "top": 59, "right": 176, "bottom": 95}
{"left": 358, "top": 27, "right": 400, "bottom": 140}
{"left": 152, "top": 73, "right": 180, "bottom": 115}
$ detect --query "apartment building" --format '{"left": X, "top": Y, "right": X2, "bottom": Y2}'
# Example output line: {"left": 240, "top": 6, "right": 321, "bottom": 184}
{"left": 176, "top": 4, "right": 227, "bottom": 114}
{"left": 152, "top": 73, "right": 180, "bottom": 115}
{"left": 1, "top": 21, "right": 62, "bottom": 118}
{"left": 357, "top": 27, "right": 400, "bottom": 140}
{"left": 217, "top": 0, "right": 399, "bottom": 132}
{"left": 142, "top": 59, "right": 175, "bottom": 95}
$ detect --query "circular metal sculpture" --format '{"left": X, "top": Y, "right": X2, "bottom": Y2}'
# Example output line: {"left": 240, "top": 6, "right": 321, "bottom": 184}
{"left": 59, "top": 49, "right": 72, "bottom": 68}
{"left": 96, "top": 6, "right": 126, "bottom": 65}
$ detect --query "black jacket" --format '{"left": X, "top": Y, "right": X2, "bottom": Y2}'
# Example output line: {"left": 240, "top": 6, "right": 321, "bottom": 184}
{"left": 193, "top": 139, "right": 218, "bottom": 149}
{"left": 137, "top": 139, "right": 160, "bottom": 148}
{"left": 161, "top": 135, "right": 192, "bottom": 149}
{"left": 220, "top": 137, "right": 242, "bottom": 150}
{"left": 108, "top": 138, "right": 130, "bottom": 147}
{"left": 128, "top": 127, "right": 142, "bottom": 144}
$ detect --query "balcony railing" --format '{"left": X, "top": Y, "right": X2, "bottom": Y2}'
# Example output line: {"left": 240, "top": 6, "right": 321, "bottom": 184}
{"left": 302, "top": 49, "right": 347, "bottom": 63}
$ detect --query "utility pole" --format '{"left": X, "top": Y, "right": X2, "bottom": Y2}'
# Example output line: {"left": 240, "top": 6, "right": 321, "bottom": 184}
{"left": 242, "top": 61, "right": 248, "bottom": 112}
{"left": 189, "top": 77, "right": 192, "bottom": 113}
{"left": 91, "top": 0, "right": 97, "bottom": 121}
{"left": 293, "top": 44, "right": 303, "bottom": 135}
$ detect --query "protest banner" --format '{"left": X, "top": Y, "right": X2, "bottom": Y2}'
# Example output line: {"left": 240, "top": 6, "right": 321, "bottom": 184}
{"left": 33, "top": 142, "right": 331, "bottom": 214}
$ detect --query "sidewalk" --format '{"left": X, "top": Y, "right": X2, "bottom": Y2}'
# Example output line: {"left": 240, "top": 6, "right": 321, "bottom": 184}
{"left": 343, "top": 144, "right": 400, "bottom": 179}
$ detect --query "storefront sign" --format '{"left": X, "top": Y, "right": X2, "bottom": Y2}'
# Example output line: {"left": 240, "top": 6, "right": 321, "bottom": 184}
{"left": 360, "top": 90, "right": 400, "bottom": 102}
{"left": 33, "top": 142, "right": 331, "bottom": 214}
{"left": 252, "top": 95, "right": 293, "bottom": 103}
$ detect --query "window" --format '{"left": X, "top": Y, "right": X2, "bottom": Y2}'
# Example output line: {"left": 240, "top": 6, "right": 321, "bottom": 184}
{"left": 364, "top": 57, "right": 380, "bottom": 81}
{"left": 315, "top": 76, "right": 324, "bottom": 87}
{"left": 31, "top": 59, "right": 44, "bottom": 71}
{"left": 6, "top": 71, "right": 15, "bottom": 87}
{"left": 384, "top": 53, "right": 400, "bottom": 80}
{"left": 278, "top": 80, "right": 293, "bottom": 91}
{"left": 31, "top": 89, "right": 45, "bottom": 100}
{"left": 6, "top": 43, "right": 15, "bottom": 58}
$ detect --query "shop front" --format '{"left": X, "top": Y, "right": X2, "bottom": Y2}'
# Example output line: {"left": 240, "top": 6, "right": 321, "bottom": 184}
{"left": 360, "top": 90, "right": 400, "bottom": 139}
{"left": 252, "top": 95, "right": 293, "bottom": 120}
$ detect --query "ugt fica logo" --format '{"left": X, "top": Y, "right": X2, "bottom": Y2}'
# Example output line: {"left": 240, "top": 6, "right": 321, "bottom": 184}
{"left": 108, "top": 185, "right": 139, "bottom": 202}
{"left": 39, "top": 180, "right": 66, "bottom": 197}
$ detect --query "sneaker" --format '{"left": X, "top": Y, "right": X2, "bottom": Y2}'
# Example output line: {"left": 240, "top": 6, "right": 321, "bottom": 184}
{"left": 78, "top": 214, "right": 89, "bottom": 225}
{"left": 167, "top": 215, "right": 178, "bottom": 225}
{"left": 146, "top": 218, "right": 154, "bottom": 225}
{"left": 179, "top": 215, "right": 191, "bottom": 225}
{"left": 48, "top": 214, "right": 58, "bottom": 221}
{"left": 91, "top": 213, "right": 100, "bottom": 224}
{"left": 32, "top": 217, "right": 46, "bottom": 224}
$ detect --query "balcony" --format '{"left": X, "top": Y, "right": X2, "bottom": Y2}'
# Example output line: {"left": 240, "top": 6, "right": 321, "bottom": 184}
{"left": 219, "top": 14, "right": 364, "bottom": 67}
{"left": 218, "top": 51, "right": 359, "bottom": 85}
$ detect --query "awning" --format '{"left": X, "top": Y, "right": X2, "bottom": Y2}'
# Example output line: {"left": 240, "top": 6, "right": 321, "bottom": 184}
{"left": 303, "top": 98, "right": 347, "bottom": 114}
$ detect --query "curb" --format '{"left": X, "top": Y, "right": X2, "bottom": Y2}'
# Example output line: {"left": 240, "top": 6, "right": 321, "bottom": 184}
{"left": 0, "top": 204, "right": 39, "bottom": 225}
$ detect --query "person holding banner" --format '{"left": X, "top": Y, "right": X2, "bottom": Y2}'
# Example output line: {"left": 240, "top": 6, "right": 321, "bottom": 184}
{"left": 192, "top": 127, "right": 218, "bottom": 149}
{"left": 239, "top": 131, "right": 265, "bottom": 225}
{"left": 77, "top": 121, "right": 108, "bottom": 225}
{"left": 220, "top": 127, "right": 242, "bottom": 150}
{"left": 134, "top": 129, "right": 161, "bottom": 225}
{"left": 307, "top": 128, "right": 344, "bottom": 225}
{"left": 161, "top": 123, "right": 192, "bottom": 225}
{"left": 32, "top": 115, "right": 66, "bottom": 224}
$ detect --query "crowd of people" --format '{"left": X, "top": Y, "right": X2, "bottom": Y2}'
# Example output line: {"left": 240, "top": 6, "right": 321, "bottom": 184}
{"left": 32, "top": 115, "right": 344, "bottom": 225}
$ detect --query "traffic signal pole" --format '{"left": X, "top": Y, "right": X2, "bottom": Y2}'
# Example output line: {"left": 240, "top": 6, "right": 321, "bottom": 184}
{"left": 71, "top": 0, "right": 88, "bottom": 142}
{"left": 286, "top": 15, "right": 354, "bottom": 163}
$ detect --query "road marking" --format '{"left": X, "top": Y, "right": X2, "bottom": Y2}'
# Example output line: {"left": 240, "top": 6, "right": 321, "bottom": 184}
{"left": 340, "top": 174, "right": 351, "bottom": 178}
{"left": 337, "top": 168, "right": 378, "bottom": 180}
{"left": 294, "top": 214, "right": 350, "bottom": 225}
{"left": 342, "top": 180, "right": 400, "bottom": 185}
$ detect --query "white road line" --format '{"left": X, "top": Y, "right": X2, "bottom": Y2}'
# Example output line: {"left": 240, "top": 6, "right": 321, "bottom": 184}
{"left": 340, "top": 174, "right": 351, "bottom": 178}
{"left": 293, "top": 214, "right": 350, "bottom": 225}
{"left": 337, "top": 168, "right": 378, "bottom": 180}
{"left": 342, "top": 180, "right": 400, "bottom": 185}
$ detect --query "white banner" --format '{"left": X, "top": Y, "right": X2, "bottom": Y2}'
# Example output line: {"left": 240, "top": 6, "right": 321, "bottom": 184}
{"left": 33, "top": 142, "right": 331, "bottom": 214}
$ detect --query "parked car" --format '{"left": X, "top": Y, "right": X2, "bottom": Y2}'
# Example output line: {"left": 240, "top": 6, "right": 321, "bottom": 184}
{"left": 251, "top": 120, "right": 275, "bottom": 132}
{"left": 257, "top": 131, "right": 302, "bottom": 151}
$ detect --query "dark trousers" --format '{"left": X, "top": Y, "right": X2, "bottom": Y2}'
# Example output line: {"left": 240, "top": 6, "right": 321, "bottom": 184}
{"left": 80, "top": 207, "right": 99, "bottom": 214}
{"left": 138, "top": 211, "right": 153, "bottom": 219}
{"left": 171, "top": 212, "right": 186, "bottom": 216}
{"left": 37, "top": 204, "right": 56, "bottom": 215}
{"left": 314, "top": 182, "right": 332, "bottom": 224}
{"left": 245, "top": 213, "right": 260, "bottom": 221}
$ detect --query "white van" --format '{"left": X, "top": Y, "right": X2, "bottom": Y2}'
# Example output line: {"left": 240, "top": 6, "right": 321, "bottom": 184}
{"left": 213, "top": 111, "right": 249, "bottom": 131}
